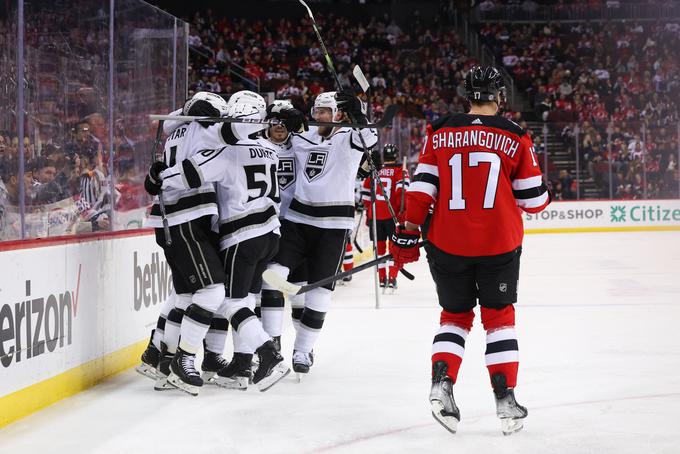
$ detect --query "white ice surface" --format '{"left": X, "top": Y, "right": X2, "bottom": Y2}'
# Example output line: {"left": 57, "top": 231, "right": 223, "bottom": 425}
{"left": 1, "top": 232, "right": 680, "bottom": 454}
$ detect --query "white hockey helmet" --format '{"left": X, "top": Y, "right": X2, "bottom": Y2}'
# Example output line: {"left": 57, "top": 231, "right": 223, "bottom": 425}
{"left": 311, "top": 91, "right": 338, "bottom": 120}
{"left": 226, "top": 90, "right": 267, "bottom": 120}
{"left": 184, "top": 91, "right": 229, "bottom": 117}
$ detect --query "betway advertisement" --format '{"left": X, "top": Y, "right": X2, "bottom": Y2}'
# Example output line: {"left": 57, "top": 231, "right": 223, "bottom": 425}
{"left": 523, "top": 200, "right": 680, "bottom": 231}
{"left": 0, "top": 233, "right": 167, "bottom": 397}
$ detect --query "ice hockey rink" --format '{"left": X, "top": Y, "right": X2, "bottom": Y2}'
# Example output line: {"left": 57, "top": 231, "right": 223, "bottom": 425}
{"left": 1, "top": 231, "right": 679, "bottom": 454}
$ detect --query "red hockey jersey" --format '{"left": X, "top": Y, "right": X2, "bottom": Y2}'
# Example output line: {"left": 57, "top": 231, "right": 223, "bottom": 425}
{"left": 406, "top": 113, "right": 550, "bottom": 257}
{"left": 362, "top": 164, "right": 410, "bottom": 221}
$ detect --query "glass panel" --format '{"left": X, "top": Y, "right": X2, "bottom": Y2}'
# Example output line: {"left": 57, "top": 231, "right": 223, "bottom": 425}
{"left": 112, "top": 0, "right": 187, "bottom": 231}
{"left": 0, "top": 1, "right": 21, "bottom": 240}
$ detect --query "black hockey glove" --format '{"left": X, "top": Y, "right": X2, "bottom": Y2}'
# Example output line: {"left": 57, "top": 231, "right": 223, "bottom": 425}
{"left": 336, "top": 90, "right": 367, "bottom": 124}
{"left": 183, "top": 99, "right": 220, "bottom": 128}
{"left": 357, "top": 148, "right": 383, "bottom": 179}
{"left": 144, "top": 161, "right": 168, "bottom": 196}
{"left": 266, "top": 105, "right": 309, "bottom": 133}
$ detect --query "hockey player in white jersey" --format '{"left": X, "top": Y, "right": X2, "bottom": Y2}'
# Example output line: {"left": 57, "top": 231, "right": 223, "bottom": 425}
{"left": 142, "top": 91, "right": 271, "bottom": 394}
{"left": 155, "top": 92, "right": 308, "bottom": 392}
{"left": 260, "top": 90, "right": 381, "bottom": 377}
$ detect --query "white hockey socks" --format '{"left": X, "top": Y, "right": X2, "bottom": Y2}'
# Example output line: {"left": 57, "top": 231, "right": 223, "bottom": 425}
{"left": 293, "top": 287, "right": 331, "bottom": 353}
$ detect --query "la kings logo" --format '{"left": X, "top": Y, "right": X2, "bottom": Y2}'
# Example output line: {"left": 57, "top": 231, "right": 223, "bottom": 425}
{"left": 304, "top": 150, "right": 328, "bottom": 182}
{"left": 278, "top": 157, "right": 296, "bottom": 190}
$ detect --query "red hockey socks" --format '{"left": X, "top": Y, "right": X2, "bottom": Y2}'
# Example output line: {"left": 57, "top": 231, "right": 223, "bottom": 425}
{"left": 481, "top": 305, "right": 519, "bottom": 388}
{"left": 431, "top": 310, "right": 474, "bottom": 383}
{"left": 343, "top": 242, "right": 354, "bottom": 272}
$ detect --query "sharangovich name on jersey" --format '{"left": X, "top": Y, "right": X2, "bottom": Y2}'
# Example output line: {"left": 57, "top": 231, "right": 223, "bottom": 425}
{"left": 0, "top": 276, "right": 79, "bottom": 368}
{"left": 133, "top": 251, "right": 173, "bottom": 311}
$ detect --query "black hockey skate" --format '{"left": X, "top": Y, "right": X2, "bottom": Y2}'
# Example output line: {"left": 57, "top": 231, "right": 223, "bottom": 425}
{"left": 153, "top": 343, "right": 176, "bottom": 391}
{"left": 272, "top": 335, "right": 281, "bottom": 353}
{"left": 429, "top": 361, "right": 460, "bottom": 434}
{"left": 135, "top": 330, "right": 160, "bottom": 380}
{"left": 342, "top": 274, "right": 352, "bottom": 283}
{"left": 492, "top": 373, "right": 528, "bottom": 436}
{"left": 253, "top": 340, "right": 290, "bottom": 392}
{"left": 201, "top": 343, "right": 230, "bottom": 384}
{"left": 167, "top": 348, "right": 204, "bottom": 396}
{"left": 213, "top": 353, "right": 253, "bottom": 390}
{"left": 292, "top": 349, "right": 314, "bottom": 382}
{"left": 387, "top": 277, "right": 398, "bottom": 293}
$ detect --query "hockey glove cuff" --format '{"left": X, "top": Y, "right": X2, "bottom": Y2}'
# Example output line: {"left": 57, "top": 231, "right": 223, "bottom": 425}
{"left": 357, "top": 148, "right": 383, "bottom": 179}
{"left": 389, "top": 225, "right": 421, "bottom": 268}
{"left": 144, "top": 161, "right": 168, "bottom": 196}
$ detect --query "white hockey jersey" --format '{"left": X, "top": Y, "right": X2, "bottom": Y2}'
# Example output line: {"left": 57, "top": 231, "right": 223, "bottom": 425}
{"left": 284, "top": 126, "right": 378, "bottom": 230}
{"left": 276, "top": 141, "right": 296, "bottom": 218}
{"left": 160, "top": 137, "right": 282, "bottom": 250}
{"left": 146, "top": 122, "right": 226, "bottom": 228}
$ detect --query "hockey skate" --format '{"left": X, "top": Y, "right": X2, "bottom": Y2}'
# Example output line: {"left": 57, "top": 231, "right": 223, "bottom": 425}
{"left": 429, "top": 361, "right": 460, "bottom": 434}
{"left": 341, "top": 274, "right": 352, "bottom": 284}
{"left": 253, "top": 340, "right": 290, "bottom": 392}
{"left": 492, "top": 373, "right": 528, "bottom": 436}
{"left": 272, "top": 335, "right": 281, "bottom": 353}
{"left": 167, "top": 348, "right": 204, "bottom": 396}
{"left": 387, "top": 277, "right": 398, "bottom": 294}
{"left": 135, "top": 330, "right": 160, "bottom": 380}
{"left": 213, "top": 353, "right": 253, "bottom": 390}
{"left": 153, "top": 343, "right": 176, "bottom": 391}
{"left": 292, "top": 350, "right": 314, "bottom": 382}
{"left": 201, "top": 344, "right": 230, "bottom": 384}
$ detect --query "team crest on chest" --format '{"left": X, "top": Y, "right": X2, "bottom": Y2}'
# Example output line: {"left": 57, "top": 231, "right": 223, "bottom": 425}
{"left": 304, "top": 150, "right": 328, "bottom": 182}
{"left": 277, "top": 157, "right": 296, "bottom": 190}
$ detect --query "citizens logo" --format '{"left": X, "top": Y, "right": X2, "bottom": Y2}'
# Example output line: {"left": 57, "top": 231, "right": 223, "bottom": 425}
{"left": 610, "top": 206, "right": 626, "bottom": 222}
{"left": 133, "top": 251, "right": 173, "bottom": 311}
{"left": 0, "top": 267, "right": 81, "bottom": 368}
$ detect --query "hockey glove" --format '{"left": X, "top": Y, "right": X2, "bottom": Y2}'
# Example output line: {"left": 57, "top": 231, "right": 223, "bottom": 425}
{"left": 266, "top": 104, "right": 309, "bottom": 133}
{"left": 389, "top": 225, "right": 421, "bottom": 268}
{"left": 183, "top": 99, "right": 220, "bottom": 128}
{"left": 336, "top": 90, "right": 367, "bottom": 124}
{"left": 144, "top": 161, "right": 168, "bottom": 196}
{"left": 357, "top": 148, "right": 383, "bottom": 179}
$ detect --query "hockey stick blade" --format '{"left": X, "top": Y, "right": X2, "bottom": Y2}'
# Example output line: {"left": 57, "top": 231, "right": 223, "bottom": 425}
{"left": 353, "top": 65, "right": 370, "bottom": 93}
{"left": 263, "top": 241, "right": 428, "bottom": 295}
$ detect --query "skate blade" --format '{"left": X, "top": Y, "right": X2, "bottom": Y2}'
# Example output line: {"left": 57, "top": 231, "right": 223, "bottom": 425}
{"left": 257, "top": 364, "right": 291, "bottom": 392}
{"left": 500, "top": 417, "right": 524, "bottom": 436}
{"left": 153, "top": 377, "right": 176, "bottom": 391}
{"left": 201, "top": 371, "right": 220, "bottom": 385}
{"left": 430, "top": 400, "right": 459, "bottom": 434}
{"left": 136, "top": 363, "right": 159, "bottom": 380}
{"left": 213, "top": 375, "right": 249, "bottom": 391}
{"left": 167, "top": 373, "right": 201, "bottom": 396}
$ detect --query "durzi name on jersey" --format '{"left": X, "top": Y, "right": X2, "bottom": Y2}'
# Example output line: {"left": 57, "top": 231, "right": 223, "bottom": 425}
{"left": 431, "top": 130, "right": 520, "bottom": 158}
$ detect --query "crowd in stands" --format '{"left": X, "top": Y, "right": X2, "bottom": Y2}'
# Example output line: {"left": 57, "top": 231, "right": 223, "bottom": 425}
{"left": 481, "top": 19, "right": 680, "bottom": 198}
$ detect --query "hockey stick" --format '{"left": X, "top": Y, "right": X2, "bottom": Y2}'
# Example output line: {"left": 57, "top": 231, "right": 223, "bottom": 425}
{"left": 148, "top": 104, "right": 399, "bottom": 130}
{"left": 263, "top": 241, "right": 428, "bottom": 295}
{"left": 151, "top": 120, "right": 171, "bottom": 246}
{"left": 352, "top": 208, "right": 364, "bottom": 253}
{"left": 352, "top": 65, "right": 414, "bottom": 281}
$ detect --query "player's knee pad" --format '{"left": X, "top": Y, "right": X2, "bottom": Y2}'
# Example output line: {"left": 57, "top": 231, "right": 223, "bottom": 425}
{"left": 480, "top": 305, "right": 515, "bottom": 331}
{"left": 222, "top": 295, "right": 251, "bottom": 320}
{"left": 261, "top": 262, "right": 290, "bottom": 290}
{"left": 175, "top": 293, "right": 193, "bottom": 311}
{"left": 167, "top": 307, "right": 185, "bottom": 326}
{"left": 261, "top": 289, "right": 285, "bottom": 309}
{"left": 192, "top": 283, "right": 225, "bottom": 312}
{"left": 440, "top": 309, "right": 475, "bottom": 331}
{"left": 185, "top": 303, "right": 214, "bottom": 327}
{"left": 305, "top": 287, "right": 332, "bottom": 313}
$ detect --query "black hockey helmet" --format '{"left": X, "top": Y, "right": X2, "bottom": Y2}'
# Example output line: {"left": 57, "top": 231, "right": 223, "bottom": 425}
{"left": 383, "top": 143, "right": 399, "bottom": 162}
{"left": 464, "top": 66, "right": 506, "bottom": 104}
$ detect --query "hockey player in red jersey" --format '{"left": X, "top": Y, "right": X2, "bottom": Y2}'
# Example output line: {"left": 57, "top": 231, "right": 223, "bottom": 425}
{"left": 361, "top": 143, "right": 409, "bottom": 290}
{"left": 389, "top": 66, "right": 550, "bottom": 435}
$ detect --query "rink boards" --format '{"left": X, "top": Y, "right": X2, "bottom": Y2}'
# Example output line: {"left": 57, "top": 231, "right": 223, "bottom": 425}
{"left": 1, "top": 199, "right": 679, "bottom": 428}
{"left": 0, "top": 231, "right": 164, "bottom": 427}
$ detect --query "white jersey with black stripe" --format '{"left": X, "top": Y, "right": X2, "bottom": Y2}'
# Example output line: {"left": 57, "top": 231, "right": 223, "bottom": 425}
{"left": 276, "top": 142, "right": 296, "bottom": 218}
{"left": 284, "top": 125, "right": 378, "bottom": 230}
{"left": 160, "top": 136, "right": 282, "bottom": 250}
{"left": 145, "top": 122, "right": 226, "bottom": 228}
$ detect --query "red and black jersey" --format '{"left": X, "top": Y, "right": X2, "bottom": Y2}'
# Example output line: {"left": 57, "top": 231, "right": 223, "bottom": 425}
{"left": 406, "top": 113, "right": 550, "bottom": 257}
{"left": 361, "top": 164, "right": 410, "bottom": 221}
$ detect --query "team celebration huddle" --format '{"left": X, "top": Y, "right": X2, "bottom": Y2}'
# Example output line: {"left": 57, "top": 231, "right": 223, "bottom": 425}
{"left": 134, "top": 61, "right": 550, "bottom": 437}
